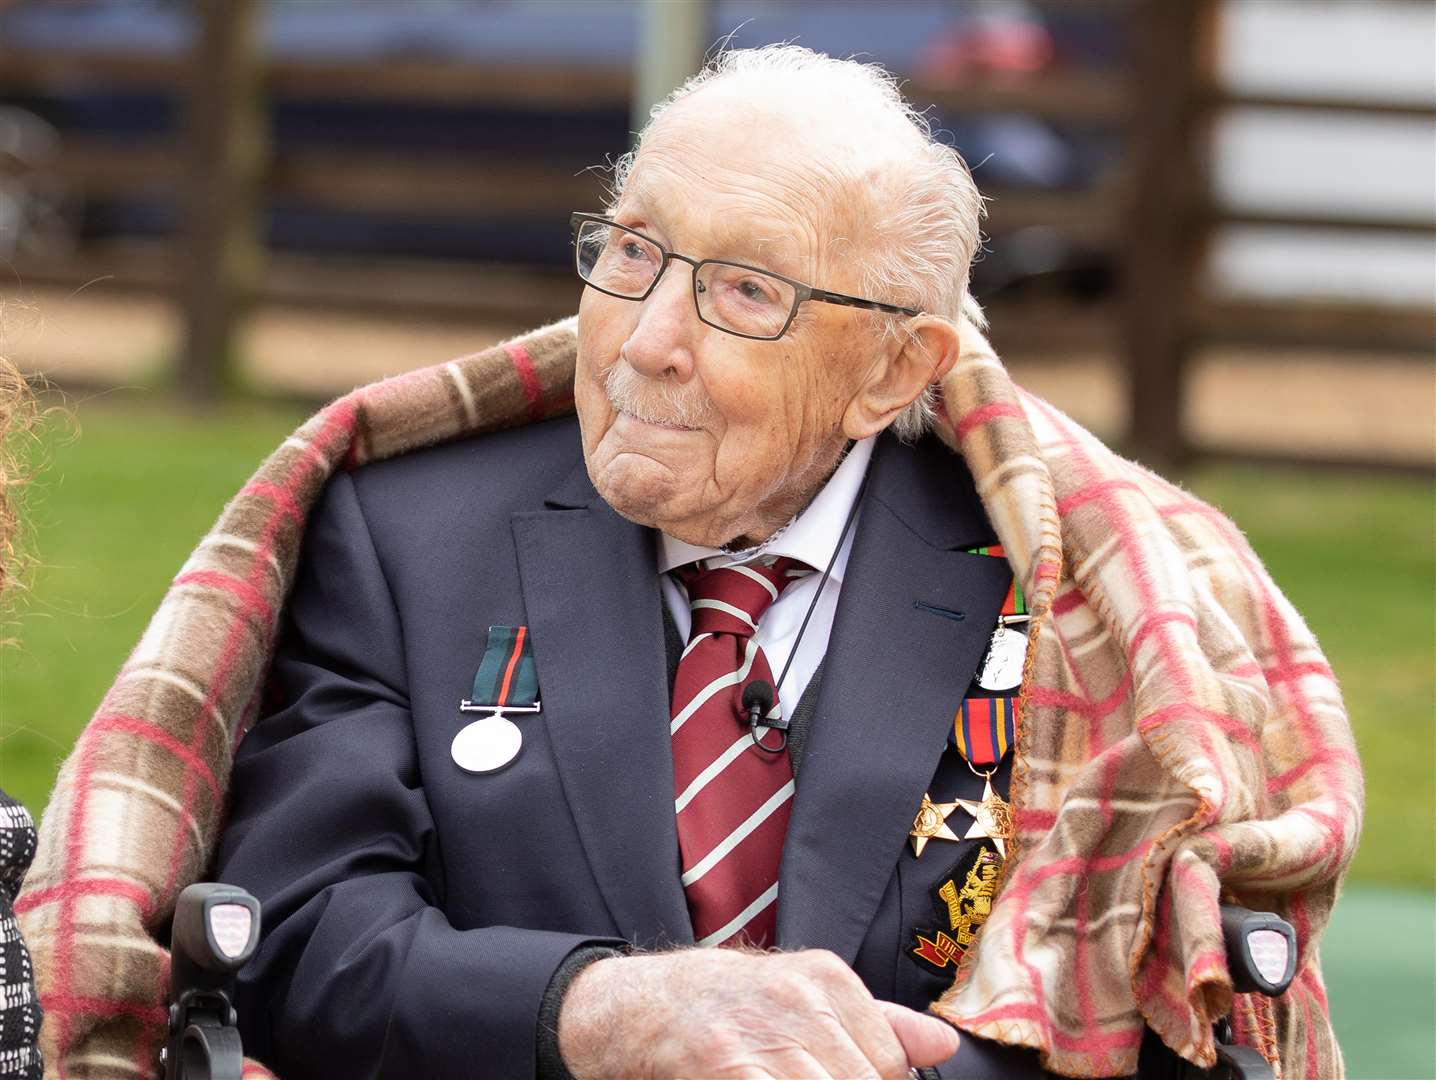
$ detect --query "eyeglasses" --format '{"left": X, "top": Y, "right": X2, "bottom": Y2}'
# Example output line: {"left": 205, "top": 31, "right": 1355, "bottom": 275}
{"left": 570, "top": 212, "right": 922, "bottom": 341}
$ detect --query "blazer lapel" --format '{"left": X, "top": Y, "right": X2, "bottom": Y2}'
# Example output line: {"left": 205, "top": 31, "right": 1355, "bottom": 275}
{"left": 776, "top": 436, "right": 1012, "bottom": 962}
{"left": 511, "top": 463, "right": 694, "bottom": 948}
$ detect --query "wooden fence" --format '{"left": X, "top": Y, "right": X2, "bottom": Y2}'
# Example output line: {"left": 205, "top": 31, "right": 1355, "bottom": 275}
{"left": 0, "top": 0, "right": 1431, "bottom": 468}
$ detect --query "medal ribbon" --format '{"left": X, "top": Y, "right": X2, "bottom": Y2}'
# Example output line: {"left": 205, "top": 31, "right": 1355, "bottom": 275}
{"left": 953, "top": 545, "right": 1022, "bottom": 767}
{"left": 970, "top": 543, "right": 1025, "bottom": 615}
{"left": 954, "top": 697, "right": 1015, "bottom": 768}
{"left": 471, "top": 625, "right": 539, "bottom": 708}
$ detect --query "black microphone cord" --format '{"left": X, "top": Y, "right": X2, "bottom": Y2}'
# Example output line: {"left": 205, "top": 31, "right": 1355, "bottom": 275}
{"left": 747, "top": 471, "right": 870, "bottom": 753}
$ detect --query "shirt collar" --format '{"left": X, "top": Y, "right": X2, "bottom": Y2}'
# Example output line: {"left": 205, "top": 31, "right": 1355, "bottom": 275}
{"left": 657, "top": 436, "right": 876, "bottom": 583}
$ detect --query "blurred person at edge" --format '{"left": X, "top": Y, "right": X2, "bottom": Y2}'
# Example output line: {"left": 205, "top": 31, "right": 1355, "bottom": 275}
{"left": 0, "top": 359, "right": 43, "bottom": 1080}
{"left": 213, "top": 47, "right": 1350, "bottom": 1080}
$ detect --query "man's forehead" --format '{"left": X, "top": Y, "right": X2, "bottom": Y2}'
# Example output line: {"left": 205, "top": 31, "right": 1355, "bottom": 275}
{"left": 619, "top": 173, "right": 816, "bottom": 267}
{"left": 619, "top": 114, "right": 864, "bottom": 274}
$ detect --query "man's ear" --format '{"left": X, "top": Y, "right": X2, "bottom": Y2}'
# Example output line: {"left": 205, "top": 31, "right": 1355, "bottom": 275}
{"left": 842, "top": 316, "right": 962, "bottom": 440}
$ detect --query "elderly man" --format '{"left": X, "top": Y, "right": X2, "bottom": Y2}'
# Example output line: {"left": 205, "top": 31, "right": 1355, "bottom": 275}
{"left": 192, "top": 46, "right": 1353, "bottom": 1080}
{"left": 218, "top": 46, "right": 1005, "bottom": 1078}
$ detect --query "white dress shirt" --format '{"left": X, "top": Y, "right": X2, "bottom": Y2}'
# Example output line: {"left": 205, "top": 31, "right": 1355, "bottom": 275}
{"left": 657, "top": 437, "right": 876, "bottom": 722}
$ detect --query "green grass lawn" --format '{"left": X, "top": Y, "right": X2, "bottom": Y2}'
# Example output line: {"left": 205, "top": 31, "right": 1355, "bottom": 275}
{"left": 1184, "top": 466, "right": 1436, "bottom": 889}
{"left": 1176, "top": 468, "right": 1436, "bottom": 1080}
{"left": 0, "top": 393, "right": 307, "bottom": 808}
{"left": 1323, "top": 885, "right": 1436, "bottom": 1079}
{"left": 1, "top": 395, "right": 1431, "bottom": 890}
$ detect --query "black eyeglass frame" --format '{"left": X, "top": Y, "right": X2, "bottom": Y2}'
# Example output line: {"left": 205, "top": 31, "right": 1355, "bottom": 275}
{"left": 569, "top": 212, "right": 923, "bottom": 341}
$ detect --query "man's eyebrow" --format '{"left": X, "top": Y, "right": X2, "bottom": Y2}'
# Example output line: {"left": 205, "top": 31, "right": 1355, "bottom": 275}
{"left": 615, "top": 182, "right": 658, "bottom": 221}
{"left": 612, "top": 196, "right": 671, "bottom": 239}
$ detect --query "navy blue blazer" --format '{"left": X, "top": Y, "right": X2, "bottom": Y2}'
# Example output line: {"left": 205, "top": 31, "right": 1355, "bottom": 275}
{"left": 215, "top": 416, "right": 1051, "bottom": 1078}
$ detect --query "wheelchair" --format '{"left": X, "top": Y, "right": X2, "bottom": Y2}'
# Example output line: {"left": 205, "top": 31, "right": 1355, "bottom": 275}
{"left": 164, "top": 885, "right": 1297, "bottom": 1080}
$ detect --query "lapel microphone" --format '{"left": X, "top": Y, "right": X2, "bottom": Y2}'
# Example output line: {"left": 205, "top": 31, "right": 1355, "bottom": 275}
{"left": 746, "top": 473, "right": 870, "bottom": 754}
{"left": 743, "top": 679, "right": 776, "bottom": 729}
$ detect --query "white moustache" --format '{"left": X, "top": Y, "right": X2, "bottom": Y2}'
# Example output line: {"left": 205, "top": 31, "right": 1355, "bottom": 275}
{"left": 604, "top": 363, "right": 714, "bottom": 430}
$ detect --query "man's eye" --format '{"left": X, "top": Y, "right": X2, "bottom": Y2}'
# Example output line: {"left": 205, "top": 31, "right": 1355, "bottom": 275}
{"left": 735, "top": 278, "right": 777, "bottom": 305}
{"left": 620, "top": 240, "right": 652, "bottom": 262}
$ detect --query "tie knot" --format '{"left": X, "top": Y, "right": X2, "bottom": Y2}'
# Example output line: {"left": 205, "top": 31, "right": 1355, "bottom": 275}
{"left": 676, "top": 556, "right": 812, "bottom": 638}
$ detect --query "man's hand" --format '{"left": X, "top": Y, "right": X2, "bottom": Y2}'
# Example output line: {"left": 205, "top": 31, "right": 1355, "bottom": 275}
{"left": 557, "top": 948, "right": 960, "bottom": 1079}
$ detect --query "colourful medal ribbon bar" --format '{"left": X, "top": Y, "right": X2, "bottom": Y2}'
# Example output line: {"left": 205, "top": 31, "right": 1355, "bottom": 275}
{"left": 969, "top": 543, "right": 1025, "bottom": 616}
{"left": 461, "top": 625, "right": 540, "bottom": 713}
{"left": 953, "top": 696, "right": 1016, "bottom": 768}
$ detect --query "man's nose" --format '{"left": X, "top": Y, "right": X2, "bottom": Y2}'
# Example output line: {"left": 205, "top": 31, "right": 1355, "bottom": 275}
{"left": 622, "top": 261, "right": 698, "bottom": 382}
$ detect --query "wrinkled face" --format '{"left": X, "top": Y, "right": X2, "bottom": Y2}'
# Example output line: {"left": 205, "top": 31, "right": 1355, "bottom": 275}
{"left": 575, "top": 99, "right": 884, "bottom": 548}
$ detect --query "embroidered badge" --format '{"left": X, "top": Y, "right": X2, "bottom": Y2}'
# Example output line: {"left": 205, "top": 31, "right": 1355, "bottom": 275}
{"left": 910, "top": 928, "right": 963, "bottom": 972}
{"left": 908, "top": 841, "right": 1004, "bottom": 975}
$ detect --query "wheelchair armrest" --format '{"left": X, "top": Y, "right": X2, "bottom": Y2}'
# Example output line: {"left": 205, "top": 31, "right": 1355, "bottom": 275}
{"left": 1211, "top": 1042, "right": 1279, "bottom": 1080}
{"left": 1219, "top": 903, "right": 1297, "bottom": 997}
{"left": 1136, "top": 907, "right": 1296, "bottom": 1079}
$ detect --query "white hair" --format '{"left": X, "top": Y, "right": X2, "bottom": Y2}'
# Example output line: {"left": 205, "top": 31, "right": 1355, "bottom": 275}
{"left": 608, "top": 44, "right": 987, "bottom": 440}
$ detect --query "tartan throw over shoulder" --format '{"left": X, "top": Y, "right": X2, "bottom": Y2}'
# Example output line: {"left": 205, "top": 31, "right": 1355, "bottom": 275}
{"left": 16, "top": 316, "right": 1359, "bottom": 1078}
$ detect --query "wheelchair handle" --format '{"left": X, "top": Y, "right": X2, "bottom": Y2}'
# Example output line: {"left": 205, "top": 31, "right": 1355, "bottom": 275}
{"left": 1220, "top": 904, "right": 1297, "bottom": 998}
{"left": 163, "top": 883, "right": 261, "bottom": 1080}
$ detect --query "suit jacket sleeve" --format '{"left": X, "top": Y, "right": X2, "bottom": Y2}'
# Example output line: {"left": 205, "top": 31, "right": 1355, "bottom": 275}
{"left": 213, "top": 470, "right": 621, "bottom": 1079}
{"left": 928, "top": 1034, "right": 1061, "bottom": 1079}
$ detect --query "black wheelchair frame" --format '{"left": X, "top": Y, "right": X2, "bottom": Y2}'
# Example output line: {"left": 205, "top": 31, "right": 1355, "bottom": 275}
{"left": 165, "top": 884, "right": 1297, "bottom": 1080}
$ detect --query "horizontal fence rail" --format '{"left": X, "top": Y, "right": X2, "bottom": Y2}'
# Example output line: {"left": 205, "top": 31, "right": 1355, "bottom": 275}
{"left": 1, "top": 5, "right": 1431, "bottom": 470}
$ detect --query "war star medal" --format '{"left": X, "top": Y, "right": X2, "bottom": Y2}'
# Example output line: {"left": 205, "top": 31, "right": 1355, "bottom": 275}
{"left": 954, "top": 775, "right": 1013, "bottom": 859}
{"left": 908, "top": 792, "right": 960, "bottom": 857}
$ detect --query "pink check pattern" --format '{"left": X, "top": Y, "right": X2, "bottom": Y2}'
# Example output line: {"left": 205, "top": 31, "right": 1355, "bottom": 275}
{"left": 671, "top": 557, "right": 811, "bottom": 948}
{"left": 17, "top": 317, "right": 1354, "bottom": 1078}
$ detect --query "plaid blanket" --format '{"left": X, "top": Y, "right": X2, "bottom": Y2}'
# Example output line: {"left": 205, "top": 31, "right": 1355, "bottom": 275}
{"left": 16, "top": 316, "right": 1358, "bottom": 1078}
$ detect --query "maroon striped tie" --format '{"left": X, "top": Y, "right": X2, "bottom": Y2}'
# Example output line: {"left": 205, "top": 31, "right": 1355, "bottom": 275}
{"left": 671, "top": 556, "right": 811, "bottom": 948}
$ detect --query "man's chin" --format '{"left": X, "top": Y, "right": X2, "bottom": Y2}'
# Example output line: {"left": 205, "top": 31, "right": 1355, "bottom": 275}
{"left": 586, "top": 451, "right": 689, "bottom": 529}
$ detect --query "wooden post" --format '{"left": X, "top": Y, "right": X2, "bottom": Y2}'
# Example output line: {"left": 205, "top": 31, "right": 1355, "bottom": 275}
{"left": 179, "top": 0, "right": 265, "bottom": 402}
{"left": 1120, "top": 0, "right": 1218, "bottom": 467}
{"left": 632, "top": 0, "right": 710, "bottom": 140}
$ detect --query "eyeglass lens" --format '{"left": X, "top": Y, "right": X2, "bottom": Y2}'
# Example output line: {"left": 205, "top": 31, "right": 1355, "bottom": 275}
{"left": 574, "top": 219, "right": 797, "bottom": 339}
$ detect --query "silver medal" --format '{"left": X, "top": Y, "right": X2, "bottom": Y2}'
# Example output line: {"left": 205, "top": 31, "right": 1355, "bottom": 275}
{"left": 977, "top": 626, "right": 1027, "bottom": 691}
{"left": 451, "top": 712, "right": 523, "bottom": 774}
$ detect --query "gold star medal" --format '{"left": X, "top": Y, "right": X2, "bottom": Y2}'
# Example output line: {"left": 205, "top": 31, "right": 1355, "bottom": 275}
{"left": 909, "top": 792, "right": 961, "bottom": 857}
{"left": 954, "top": 772, "right": 1014, "bottom": 859}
